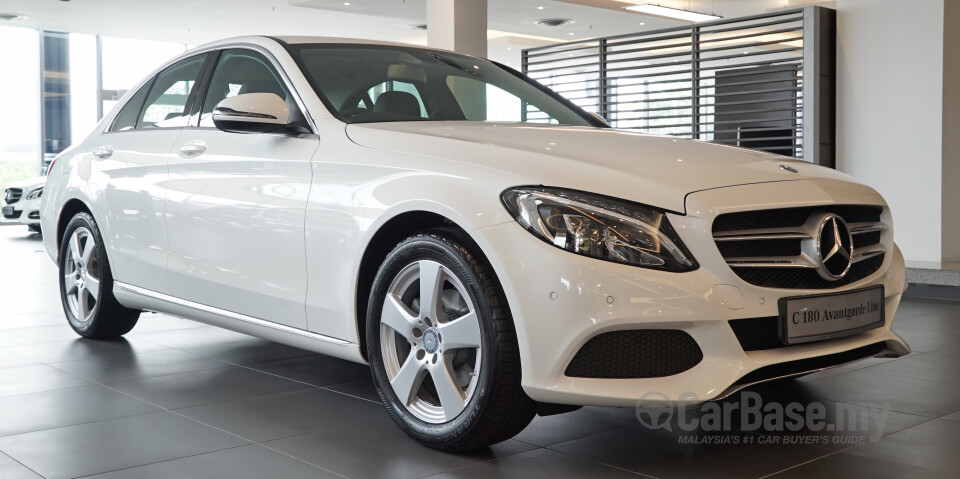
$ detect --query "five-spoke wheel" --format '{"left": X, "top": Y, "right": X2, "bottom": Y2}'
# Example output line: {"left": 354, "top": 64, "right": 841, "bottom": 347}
{"left": 63, "top": 227, "right": 101, "bottom": 322}
{"left": 58, "top": 212, "right": 140, "bottom": 338}
{"left": 367, "top": 231, "right": 536, "bottom": 451}
{"left": 380, "top": 259, "right": 482, "bottom": 423}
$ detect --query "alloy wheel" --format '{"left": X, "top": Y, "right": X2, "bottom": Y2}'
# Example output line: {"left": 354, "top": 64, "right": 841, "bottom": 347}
{"left": 63, "top": 227, "right": 100, "bottom": 322}
{"left": 379, "top": 260, "right": 483, "bottom": 423}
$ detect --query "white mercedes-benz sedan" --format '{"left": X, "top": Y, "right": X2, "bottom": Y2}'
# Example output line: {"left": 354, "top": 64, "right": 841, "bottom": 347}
{"left": 40, "top": 35, "right": 910, "bottom": 451}
{"left": 3, "top": 176, "right": 46, "bottom": 233}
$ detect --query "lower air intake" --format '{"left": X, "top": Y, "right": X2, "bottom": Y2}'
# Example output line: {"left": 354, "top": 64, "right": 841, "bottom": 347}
{"left": 565, "top": 329, "right": 702, "bottom": 379}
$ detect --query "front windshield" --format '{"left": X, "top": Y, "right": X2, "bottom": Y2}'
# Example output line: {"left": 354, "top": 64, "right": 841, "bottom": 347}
{"left": 292, "top": 44, "right": 598, "bottom": 126}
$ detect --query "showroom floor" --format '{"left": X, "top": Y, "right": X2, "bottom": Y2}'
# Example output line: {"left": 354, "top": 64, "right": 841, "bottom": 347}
{"left": 0, "top": 224, "right": 958, "bottom": 479}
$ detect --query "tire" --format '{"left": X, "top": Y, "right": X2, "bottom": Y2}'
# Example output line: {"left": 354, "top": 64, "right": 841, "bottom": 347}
{"left": 366, "top": 231, "right": 536, "bottom": 451}
{"left": 58, "top": 212, "right": 140, "bottom": 338}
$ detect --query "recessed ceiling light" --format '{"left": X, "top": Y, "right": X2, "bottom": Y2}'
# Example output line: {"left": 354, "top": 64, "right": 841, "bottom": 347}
{"left": 343, "top": 2, "right": 350, "bottom": 5}
{"left": 538, "top": 5, "right": 544, "bottom": 9}
{"left": 568, "top": 32, "right": 575, "bottom": 36}
{"left": 535, "top": 18, "right": 574, "bottom": 27}
{"left": 619, "top": 3, "right": 721, "bottom": 22}
{"left": 506, "top": 47, "right": 512, "bottom": 50}
{"left": 0, "top": 13, "right": 27, "bottom": 21}
{"left": 639, "top": 22, "right": 645, "bottom": 25}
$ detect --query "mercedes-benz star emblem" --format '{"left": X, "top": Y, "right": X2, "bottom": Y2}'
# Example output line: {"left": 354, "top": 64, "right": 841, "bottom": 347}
{"left": 780, "top": 164, "right": 799, "bottom": 173}
{"left": 816, "top": 214, "right": 854, "bottom": 280}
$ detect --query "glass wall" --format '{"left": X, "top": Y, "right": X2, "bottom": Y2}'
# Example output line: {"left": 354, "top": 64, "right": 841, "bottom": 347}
{"left": 100, "top": 37, "right": 186, "bottom": 118}
{"left": 0, "top": 28, "right": 187, "bottom": 201}
{"left": 0, "top": 26, "right": 41, "bottom": 194}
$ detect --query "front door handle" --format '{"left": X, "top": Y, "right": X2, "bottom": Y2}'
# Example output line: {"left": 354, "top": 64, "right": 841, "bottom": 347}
{"left": 178, "top": 140, "right": 207, "bottom": 157}
{"left": 92, "top": 146, "right": 113, "bottom": 159}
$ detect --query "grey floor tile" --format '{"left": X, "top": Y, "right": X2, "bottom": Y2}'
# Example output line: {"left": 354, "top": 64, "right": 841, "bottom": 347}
{"left": 246, "top": 354, "right": 371, "bottom": 387}
{"left": 768, "top": 450, "right": 956, "bottom": 479}
{"left": 0, "top": 452, "right": 42, "bottom": 479}
{"left": 265, "top": 410, "right": 536, "bottom": 479}
{"left": 893, "top": 300, "right": 957, "bottom": 320}
{"left": 175, "top": 339, "right": 320, "bottom": 366}
{"left": 10, "top": 336, "right": 170, "bottom": 364}
{"left": 134, "top": 327, "right": 259, "bottom": 350}
{"left": 892, "top": 328, "right": 960, "bottom": 353}
{"left": 0, "top": 363, "right": 92, "bottom": 398}
{"left": 84, "top": 444, "right": 340, "bottom": 479}
{"left": 422, "top": 448, "right": 642, "bottom": 479}
{"left": 323, "top": 377, "right": 382, "bottom": 403}
{"left": 549, "top": 424, "right": 839, "bottom": 479}
{"left": 49, "top": 348, "right": 229, "bottom": 383}
{"left": 0, "top": 349, "right": 40, "bottom": 369}
{"left": 513, "top": 407, "right": 638, "bottom": 447}
{"left": 862, "top": 351, "right": 960, "bottom": 384}
{"left": 175, "top": 388, "right": 378, "bottom": 442}
{"left": 0, "top": 385, "right": 159, "bottom": 437}
{"left": 0, "top": 324, "right": 87, "bottom": 348}
{"left": 845, "top": 419, "right": 960, "bottom": 476}
{"left": 941, "top": 410, "right": 960, "bottom": 422}
{"left": 0, "top": 312, "right": 64, "bottom": 330}
{"left": 788, "top": 368, "right": 960, "bottom": 417}
{"left": 130, "top": 312, "right": 211, "bottom": 333}
{"left": 0, "top": 411, "right": 248, "bottom": 479}
{"left": 929, "top": 342, "right": 960, "bottom": 357}
{"left": 107, "top": 366, "right": 311, "bottom": 409}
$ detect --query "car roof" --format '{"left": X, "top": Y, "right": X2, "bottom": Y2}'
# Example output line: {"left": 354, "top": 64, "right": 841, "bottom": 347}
{"left": 192, "top": 35, "right": 441, "bottom": 52}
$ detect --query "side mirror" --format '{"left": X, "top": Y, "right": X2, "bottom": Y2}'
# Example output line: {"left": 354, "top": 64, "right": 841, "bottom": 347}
{"left": 213, "top": 93, "right": 303, "bottom": 134}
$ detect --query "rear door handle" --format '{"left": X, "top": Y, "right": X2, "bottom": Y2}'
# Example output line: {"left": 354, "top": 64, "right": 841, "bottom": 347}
{"left": 92, "top": 146, "right": 113, "bottom": 159}
{"left": 178, "top": 140, "right": 207, "bottom": 157}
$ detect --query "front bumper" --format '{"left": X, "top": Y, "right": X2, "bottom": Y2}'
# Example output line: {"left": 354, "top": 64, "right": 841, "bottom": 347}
{"left": 471, "top": 179, "right": 910, "bottom": 407}
{"left": 2, "top": 196, "right": 41, "bottom": 226}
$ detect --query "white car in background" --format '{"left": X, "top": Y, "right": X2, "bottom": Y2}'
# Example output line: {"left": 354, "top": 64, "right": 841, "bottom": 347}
{"left": 3, "top": 176, "right": 45, "bottom": 233}
{"left": 40, "top": 36, "right": 910, "bottom": 451}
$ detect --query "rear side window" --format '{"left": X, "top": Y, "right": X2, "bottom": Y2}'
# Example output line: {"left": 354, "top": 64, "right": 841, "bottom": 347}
{"left": 109, "top": 82, "right": 151, "bottom": 132}
{"left": 200, "top": 49, "right": 290, "bottom": 127}
{"left": 137, "top": 54, "right": 208, "bottom": 129}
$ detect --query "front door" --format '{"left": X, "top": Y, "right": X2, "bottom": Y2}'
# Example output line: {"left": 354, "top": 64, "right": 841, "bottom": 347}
{"left": 165, "top": 48, "right": 317, "bottom": 329}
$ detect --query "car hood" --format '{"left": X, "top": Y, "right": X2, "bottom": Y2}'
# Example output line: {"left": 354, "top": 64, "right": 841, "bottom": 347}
{"left": 5, "top": 176, "right": 46, "bottom": 191}
{"left": 345, "top": 122, "right": 858, "bottom": 213}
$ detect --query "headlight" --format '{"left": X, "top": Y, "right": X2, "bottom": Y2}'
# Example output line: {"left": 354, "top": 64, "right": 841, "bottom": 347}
{"left": 500, "top": 187, "right": 697, "bottom": 272}
{"left": 25, "top": 188, "right": 43, "bottom": 200}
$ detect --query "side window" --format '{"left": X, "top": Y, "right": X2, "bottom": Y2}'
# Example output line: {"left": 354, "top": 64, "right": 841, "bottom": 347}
{"left": 200, "top": 49, "right": 290, "bottom": 127}
{"left": 366, "top": 81, "right": 427, "bottom": 118}
{"left": 109, "top": 81, "right": 152, "bottom": 132}
{"left": 137, "top": 54, "right": 207, "bottom": 129}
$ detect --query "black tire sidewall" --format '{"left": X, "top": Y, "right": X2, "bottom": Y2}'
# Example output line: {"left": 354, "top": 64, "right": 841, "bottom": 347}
{"left": 58, "top": 212, "right": 108, "bottom": 335}
{"left": 367, "top": 234, "right": 499, "bottom": 446}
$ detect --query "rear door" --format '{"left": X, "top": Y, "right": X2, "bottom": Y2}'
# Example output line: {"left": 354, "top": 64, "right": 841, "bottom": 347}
{"left": 86, "top": 53, "right": 210, "bottom": 294}
{"left": 165, "top": 47, "right": 317, "bottom": 329}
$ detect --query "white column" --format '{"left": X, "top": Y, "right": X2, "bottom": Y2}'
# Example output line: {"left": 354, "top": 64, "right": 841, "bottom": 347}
{"left": 426, "top": 0, "right": 488, "bottom": 58}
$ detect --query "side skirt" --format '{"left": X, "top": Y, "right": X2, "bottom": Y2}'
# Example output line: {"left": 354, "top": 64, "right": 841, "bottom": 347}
{"left": 113, "top": 282, "right": 367, "bottom": 364}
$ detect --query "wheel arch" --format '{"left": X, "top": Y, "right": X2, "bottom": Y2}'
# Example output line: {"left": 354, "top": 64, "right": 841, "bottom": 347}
{"left": 56, "top": 198, "right": 94, "bottom": 259}
{"left": 354, "top": 210, "right": 494, "bottom": 361}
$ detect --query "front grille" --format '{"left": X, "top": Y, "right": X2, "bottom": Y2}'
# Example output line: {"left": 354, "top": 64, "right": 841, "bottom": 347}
{"left": 565, "top": 329, "right": 702, "bottom": 379}
{"left": 732, "top": 254, "right": 885, "bottom": 289}
{"left": 4, "top": 188, "right": 22, "bottom": 205}
{"left": 712, "top": 205, "right": 887, "bottom": 289}
{"left": 729, "top": 316, "right": 783, "bottom": 351}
